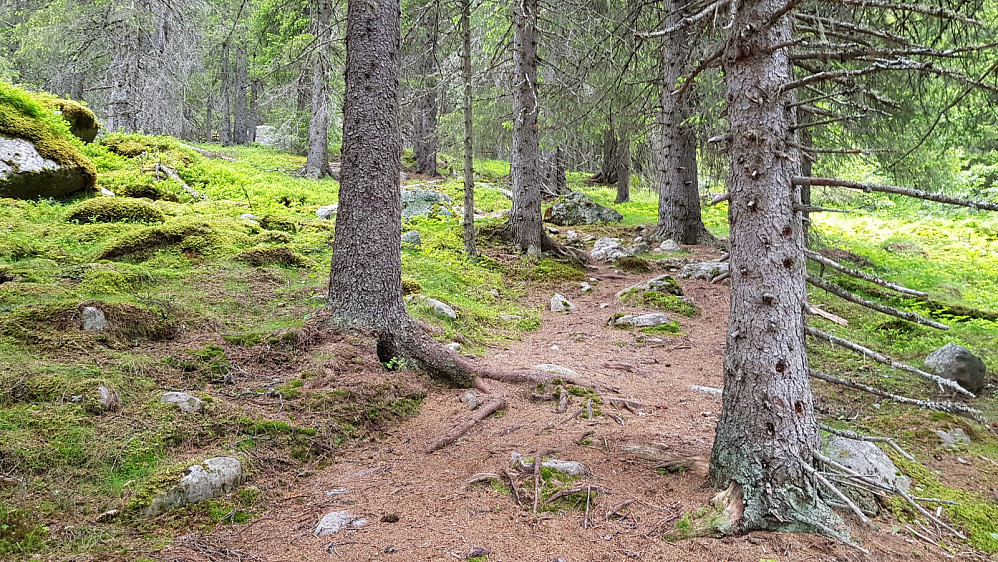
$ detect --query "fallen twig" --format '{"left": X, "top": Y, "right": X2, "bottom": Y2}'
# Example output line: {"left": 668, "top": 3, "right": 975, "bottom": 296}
{"left": 427, "top": 397, "right": 507, "bottom": 452}
{"left": 605, "top": 499, "right": 634, "bottom": 521}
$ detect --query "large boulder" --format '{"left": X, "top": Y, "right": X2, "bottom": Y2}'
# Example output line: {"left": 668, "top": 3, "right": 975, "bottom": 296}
{"left": 47, "top": 98, "right": 100, "bottom": 143}
{"left": 679, "top": 261, "right": 728, "bottom": 280}
{"left": 0, "top": 85, "right": 97, "bottom": 199}
{"left": 823, "top": 436, "right": 910, "bottom": 515}
{"left": 543, "top": 191, "right": 623, "bottom": 226}
{"left": 924, "top": 344, "right": 987, "bottom": 394}
{"left": 401, "top": 188, "right": 453, "bottom": 219}
{"left": 142, "top": 457, "right": 244, "bottom": 516}
{"left": 590, "top": 237, "right": 631, "bottom": 262}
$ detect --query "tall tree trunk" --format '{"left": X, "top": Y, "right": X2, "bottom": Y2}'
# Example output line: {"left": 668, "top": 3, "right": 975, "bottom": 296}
{"left": 412, "top": 0, "right": 440, "bottom": 177}
{"left": 615, "top": 127, "right": 631, "bottom": 204}
{"left": 592, "top": 123, "right": 619, "bottom": 184}
{"left": 305, "top": 0, "right": 334, "bottom": 178}
{"left": 506, "top": 0, "right": 543, "bottom": 256}
{"left": 326, "top": 0, "right": 472, "bottom": 388}
{"left": 219, "top": 40, "right": 233, "bottom": 145}
{"left": 233, "top": 39, "right": 249, "bottom": 144}
{"left": 654, "top": 0, "right": 714, "bottom": 244}
{"left": 461, "top": 0, "right": 476, "bottom": 257}
{"left": 708, "top": 0, "right": 835, "bottom": 535}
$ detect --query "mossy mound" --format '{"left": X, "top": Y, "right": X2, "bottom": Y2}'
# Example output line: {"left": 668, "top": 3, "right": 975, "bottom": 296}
{"left": 99, "top": 170, "right": 181, "bottom": 201}
{"left": 0, "top": 82, "right": 97, "bottom": 199}
{"left": 0, "top": 300, "right": 181, "bottom": 345}
{"left": 44, "top": 97, "right": 100, "bottom": 143}
{"left": 254, "top": 230, "right": 293, "bottom": 244}
{"left": 97, "top": 217, "right": 250, "bottom": 261}
{"left": 101, "top": 132, "right": 194, "bottom": 164}
{"left": 235, "top": 246, "right": 307, "bottom": 267}
{"left": 67, "top": 197, "right": 167, "bottom": 224}
{"left": 615, "top": 256, "right": 652, "bottom": 273}
{"left": 259, "top": 215, "right": 298, "bottom": 233}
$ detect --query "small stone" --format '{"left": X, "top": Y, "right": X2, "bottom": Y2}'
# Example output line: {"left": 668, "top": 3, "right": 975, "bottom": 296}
{"left": 316, "top": 203, "right": 339, "bottom": 219}
{"left": 660, "top": 239, "right": 681, "bottom": 252}
{"left": 458, "top": 390, "right": 480, "bottom": 410}
{"left": 566, "top": 230, "right": 578, "bottom": 241}
{"left": 599, "top": 303, "right": 609, "bottom": 309}
{"left": 533, "top": 364, "right": 582, "bottom": 378}
{"left": 550, "top": 345, "right": 559, "bottom": 351}
{"left": 550, "top": 293, "right": 576, "bottom": 313}
{"left": 590, "top": 237, "right": 631, "bottom": 262}
{"left": 97, "top": 384, "right": 122, "bottom": 412}
{"left": 314, "top": 511, "right": 367, "bottom": 536}
{"left": 679, "top": 262, "right": 729, "bottom": 280}
{"left": 445, "top": 342, "right": 462, "bottom": 352}
{"left": 401, "top": 230, "right": 422, "bottom": 249}
{"left": 410, "top": 296, "right": 457, "bottom": 320}
{"left": 467, "top": 547, "right": 491, "bottom": 559}
{"left": 634, "top": 236, "right": 643, "bottom": 243}
{"left": 936, "top": 428, "right": 971, "bottom": 447}
{"left": 548, "top": 227, "right": 560, "bottom": 234}
{"left": 325, "top": 488, "right": 350, "bottom": 496}
{"left": 580, "top": 282, "right": 593, "bottom": 293}
{"left": 240, "top": 213, "right": 259, "bottom": 221}
{"left": 630, "top": 242, "right": 650, "bottom": 255}
{"left": 81, "top": 306, "right": 110, "bottom": 332}
{"left": 99, "top": 187, "right": 116, "bottom": 197}
{"left": 161, "top": 391, "right": 204, "bottom": 413}
{"left": 613, "top": 313, "right": 670, "bottom": 328}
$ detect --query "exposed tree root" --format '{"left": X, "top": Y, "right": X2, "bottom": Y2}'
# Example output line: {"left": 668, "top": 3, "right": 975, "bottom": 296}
{"left": 427, "top": 396, "right": 507, "bottom": 452}
{"left": 809, "top": 369, "right": 983, "bottom": 420}
{"left": 806, "top": 326, "right": 973, "bottom": 397}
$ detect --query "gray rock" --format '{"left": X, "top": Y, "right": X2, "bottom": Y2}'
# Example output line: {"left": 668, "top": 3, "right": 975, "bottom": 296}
{"left": 445, "top": 342, "right": 462, "bottom": 353}
{"left": 314, "top": 511, "right": 367, "bottom": 536}
{"left": 660, "top": 239, "right": 681, "bottom": 252}
{"left": 532, "top": 364, "right": 582, "bottom": 379}
{"left": 550, "top": 293, "right": 576, "bottom": 314}
{"left": 467, "top": 547, "right": 491, "bottom": 559}
{"left": 924, "top": 344, "right": 987, "bottom": 394}
{"left": 590, "top": 237, "right": 631, "bottom": 262}
{"left": 615, "top": 275, "right": 683, "bottom": 299}
{"left": 161, "top": 392, "right": 204, "bottom": 413}
{"left": 254, "top": 125, "right": 293, "bottom": 149}
{"left": 543, "top": 191, "right": 623, "bottom": 226}
{"left": 81, "top": 306, "right": 110, "bottom": 332}
{"left": 566, "top": 230, "right": 579, "bottom": 242}
{"left": 401, "top": 189, "right": 453, "bottom": 219}
{"left": 99, "top": 187, "right": 115, "bottom": 197}
{"left": 823, "top": 436, "right": 910, "bottom": 514}
{"left": 143, "top": 457, "right": 244, "bottom": 516}
{"left": 316, "top": 203, "right": 339, "bottom": 220}
{"left": 580, "top": 282, "right": 593, "bottom": 293}
{"left": 0, "top": 135, "right": 93, "bottom": 199}
{"left": 401, "top": 230, "right": 422, "bottom": 248}
{"left": 458, "top": 390, "right": 480, "bottom": 410}
{"left": 629, "top": 242, "right": 651, "bottom": 255}
{"left": 936, "top": 428, "right": 971, "bottom": 447}
{"left": 613, "top": 313, "right": 670, "bottom": 328}
{"left": 97, "top": 384, "right": 121, "bottom": 411}
{"left": 679, "top": 261, "right": 729, "bottom": 280}
{"left": 511, "top": 452, "right": 587, "bottom": 476}
{"left": 407, "top": 296, "right": 457, "bottom": 320}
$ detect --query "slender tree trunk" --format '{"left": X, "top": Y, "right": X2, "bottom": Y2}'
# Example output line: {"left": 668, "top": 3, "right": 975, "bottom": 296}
{"left": 305, "top": 0, "right": 334, "bottom": 178}
{"left": 326, "top": 0, "right": 472, "bottom": 388}
{"left": 506, "top": 0, "right": 543, "bottom": 256}
{"left": 249, "top": 79, "right": 261, "bottom": 142}
{"left": 708, "top": 0, "right": 835, "bottom": 535}
{"left": 412, "top": 0, "right": 440, "bottom": 177}
{"left": 615, "top": 127, "right": 631, "bottom": 204}
{"left": 233, "top": 39, "right": 249, "bottom": 144}
{"left": 593, "top": 123, "right": 619, "bottom": 184}
{"left": 654, "top": 0, "right": 713, "bottom": 244}
{"left": 461, "top": 0, "right": 476, "bottom": 257}
{"left": 219, "top": 40, "right": 233, "bottom": 145}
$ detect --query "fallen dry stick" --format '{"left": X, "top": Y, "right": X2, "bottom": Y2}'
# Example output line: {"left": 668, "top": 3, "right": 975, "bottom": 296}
{"left": 427, "top": 396, "right": 507, "bottom": 452}
{"left": 605, "top": 499, "right": 634, "bottom": 521}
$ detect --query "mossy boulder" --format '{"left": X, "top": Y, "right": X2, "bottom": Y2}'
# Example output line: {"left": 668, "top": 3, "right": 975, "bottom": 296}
{"left": 0, "top": 83, "right": 98, "bottom": 200}
{"left": 45, "top": 97, "right": 100, "bottom": 142}
{"left": 97, "top": 217, "right": 250, "bottom": 261}
{"left": 0, "top": 300, "right": 181, "bottom": 344}
{"left": 67, "top": 197, "right": 167, "bottom": 224}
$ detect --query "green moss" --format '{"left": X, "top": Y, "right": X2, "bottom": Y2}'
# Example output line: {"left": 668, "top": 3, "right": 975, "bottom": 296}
{"left": 67, "top": 197, "right": 166, "bottom": 224}
{"left": 101, "top": 132, "right": 194, "bottom": 165}
{"left": 0, "top": 82, "right": 97, "bottom": 196}
{"left": 641, "top": 321, "right": 682, "bottom": 335}
{"left": 0, "top": 505, "right": 49, "bottom": 555}
{"left": 234, "top": 246, "right": 307, "bottom": 267}
{"left": 41, "top": 96, "right": 100, "bottom": 142}
{"left": 254, "top": 230, "right": 293, "bottom": 244}
{"left": 615, "top": 256, "right": 652, "bottom": 273}
{"left": 401, "top": 277, "right": 422, "bottom": 295}
{"left": 259, "top": 215, "right": 298, "bottom": 233}
{"left": 98, "top": 217, "right": 250, "bottom": 261}
{"left": 0, "top": 301, "right": 180, "bottom": 344}
{"left": 622, "top": 290, "right": 699, "bottom": 317}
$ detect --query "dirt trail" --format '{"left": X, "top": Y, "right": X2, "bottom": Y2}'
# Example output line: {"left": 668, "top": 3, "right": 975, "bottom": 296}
{"left": 171, "top": 249, "right": 957, "bottom": 561}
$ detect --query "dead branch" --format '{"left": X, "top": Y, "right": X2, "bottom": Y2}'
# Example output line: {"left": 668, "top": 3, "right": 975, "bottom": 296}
{"left": 794, "top": 205, "right": 852, "bottom": 213}
{"left": 800, "top": 459, "right": 872, "bottom": 525}
{"left": 562, "top": 407, "right": 584, "bottom": 424}
{"left": 710, "top": 271, "right": 730, "bottom": 284}
{"left": 709, "top": 193, "right": 730, "bottom": 205}
{"left": 159, "top": 165, "right": 205, "bottom": 200}
{"left": 807, "top": 274, "right": 949, "bottom": 330}
{"left": 805, "top": 303, "right": 849, "bottom": 326}
{"left": 504, "top": 468, "right": 522, "bottom": 505}
{"left": 531, "top": 393, "right": 557, "bottom": 401}
{"left": 178, "top": 142, "right": 238, "bottom": 161}
{"left": 606, "top": 499, "right": 634, "bottom": 521}
{"left": 817, "top": 422, "right": 915, "bottom": 462}
{"left": 606, "top": 412, "right": 625, "bottom": 426}
{"left": 821, "top": 0, "right": 980, "bottom": 25}
{"left": 427, "top": 396, "right": 507, "bottom": 452}
{"left": 545, "top": 485, "right": 606, "bottom": 504}
{"left": 805, "top": 326, "right": 972, "bottom": 397}
{"left": 808, "top": 369, "right": 982, "bottom": 420}
{"left": 465, "top": 473, "right": 502, "bottom": 488}
{"left": 805, "top": 250, "right": 928, "bottom": 297}
{"left": 577, "top": 430, "right": 595, "bottom": 445}
{"left": 636, "top": 0, "right": 729, "bottom": 39}
{"left": 794, "top": 176, "right": 998, "bottom": 212}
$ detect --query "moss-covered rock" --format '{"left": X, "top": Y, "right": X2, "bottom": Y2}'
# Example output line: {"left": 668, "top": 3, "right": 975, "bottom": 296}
{"left": 97, "top": 217, "right": 250, "bottom": 261}
{"left": 67, "top": 197, "right": 166, "bottom": 224}
{"left": 0, "top": 83, "right": 97, "bottom": 199}
{"left": 100, "top": 132, "right": 194, "bottom": 165}
{"left": 44, "top": 97, "right": 100, "bottom": 143}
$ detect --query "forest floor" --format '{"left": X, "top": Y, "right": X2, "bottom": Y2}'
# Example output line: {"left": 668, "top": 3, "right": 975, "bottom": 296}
{"left": 159, "top": 248, "right": 971, "bottom": 562}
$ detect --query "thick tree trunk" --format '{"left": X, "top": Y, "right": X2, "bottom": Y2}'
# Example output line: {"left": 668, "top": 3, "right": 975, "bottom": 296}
{"left": 591, "top": 124, "right": 619, "bottom": 185}
{"left": 506, "top": 0, "right": 543, "bottom": 255}
{"left": 233, "top": 39, "right": 249, "bottom": 144}
{"left": 708, "top": 0, "right": 836, "bottom": 535}
{"left": 326, "top": 0, "right": 472, "bottom": 388}
{"left": 615, "top": 128, "right": 631, "bottom": 204}
{"left": 412, "top": 0, "right": 440, "bottom": 177}
{"left": 305, "top": 0, "right": 334, "bottom": 178}
{"left": 654, "top": 0, "right": 713, "bottom": 244}
{"left": 461, "top": 0, "right": 476, "bottom": 257}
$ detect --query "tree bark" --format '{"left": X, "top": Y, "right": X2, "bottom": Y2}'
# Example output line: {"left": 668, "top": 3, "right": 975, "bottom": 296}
{"left": 505, "top": 0, "right": 543, "bottom": 256}
{"left": 654, "top": 0, "right": 714, "bottom": 245}
{"left": 708, "top": 0, "right": 837, "bottom": 535}
{"left": 412, "top": 0, "right": 441, "bottom": 177}
{"left": 219, "top": 40, "right": 233, "bottom": 145}
{"left": 233, "top": 39, "right": 249, "bottom": 144}
{"left": 461, "top": 0, "right": 476, "bottom": 257}
{"left": 326, "top": 0, "right": 472, "bottom": 388}
{"left": 615, "top": 127, "right": 631, "bottom": 204}
{"left": 305, "top": 0, "right": 334, "bottom": 178}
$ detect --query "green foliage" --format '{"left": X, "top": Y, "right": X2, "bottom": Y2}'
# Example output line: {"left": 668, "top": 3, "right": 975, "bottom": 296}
{"left": 66, "top": 197, "right": 167, "bottom": 224}
{"left": 622, "top": 290, "right": 699, "bottom": 317}
{"left": 0, "top": 505, "right": 48, "bottom": 555}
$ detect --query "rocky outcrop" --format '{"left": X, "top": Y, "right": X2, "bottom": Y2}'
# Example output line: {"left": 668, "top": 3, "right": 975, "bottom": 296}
{"left": 924, "top": 344, "right": 987, "bottom": 394}
{"left": 823, "top": 436, "right": 910, "bottom": 514}
{"left": 401, "top": 189, "right": 453, "bottom": 219}
{"left": 142, "top": 457, "right": 244, "bottom": 517}
{"left": 612, "top": 313, "right": 670, "bottom": 328}
{"left": 543, "top": 192, "right": 623, "bottom": 226}
{"left": 616, "top": 275, "right": 683, "bottom": 299}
